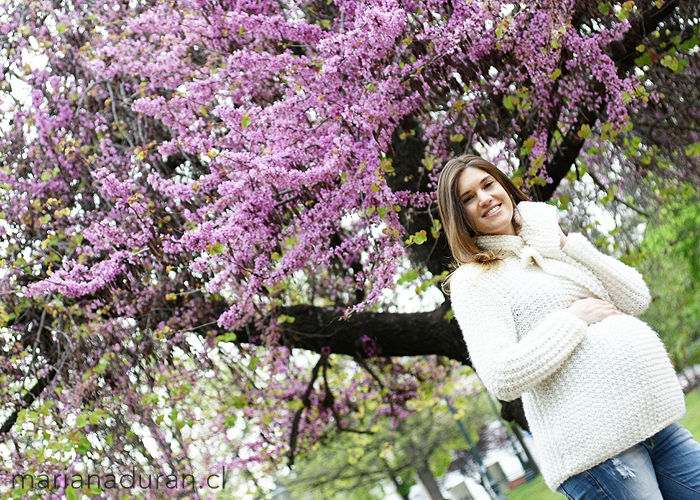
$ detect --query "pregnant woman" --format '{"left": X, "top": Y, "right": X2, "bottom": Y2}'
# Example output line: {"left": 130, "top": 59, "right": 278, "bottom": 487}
{"left": 437, "top": 154, "right": 700, "bottom": 499}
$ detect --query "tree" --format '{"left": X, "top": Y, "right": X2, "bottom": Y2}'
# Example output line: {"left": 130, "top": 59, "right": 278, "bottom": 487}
{"left": 2, "top": 1, "right": 700, "bottom": 498}
{"left": 286, "top": 386, "right": 493, "bottom": 500}
{"left": 635, "top": 182, "right": 700, "bottom": 372}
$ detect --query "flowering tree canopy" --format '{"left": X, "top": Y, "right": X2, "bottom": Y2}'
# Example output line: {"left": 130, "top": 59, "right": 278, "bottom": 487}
{"left": 1, "top": 0, "right": 699, "bottom": 497}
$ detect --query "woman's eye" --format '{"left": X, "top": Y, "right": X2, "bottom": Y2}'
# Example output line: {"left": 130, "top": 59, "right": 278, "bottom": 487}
{"left": 485, "top": 181, "right": 493, "bottom": 188}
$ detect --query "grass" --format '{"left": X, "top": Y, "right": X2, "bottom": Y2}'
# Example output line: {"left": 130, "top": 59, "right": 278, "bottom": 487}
{"left": 679, "top": 388, "right": 700, "bottom": 440}
{"left": 505, "top": 475, "right": 562, "bottom": 500}
{"left": 505, "top": 389, "right": 700, "bottom": 500}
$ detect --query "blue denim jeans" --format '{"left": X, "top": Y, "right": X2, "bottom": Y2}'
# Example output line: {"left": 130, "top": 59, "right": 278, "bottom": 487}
{"left": 558, "top": 423, "right": 700, "bottom": 500}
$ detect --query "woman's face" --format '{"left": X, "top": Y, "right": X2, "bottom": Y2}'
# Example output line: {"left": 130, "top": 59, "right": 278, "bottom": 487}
{"left": 457, "top": 167, "right": 515, "bottom": 236}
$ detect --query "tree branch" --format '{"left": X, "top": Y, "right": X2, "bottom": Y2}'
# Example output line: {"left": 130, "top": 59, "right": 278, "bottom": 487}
{"left": 287, "top": 356, "right": 324, "bottom": 465}
{"left": 0, "top": 369, "right": 57, "bottom": 436}
{"left": 231, "top": 303, "right": 470, "bottom": 365}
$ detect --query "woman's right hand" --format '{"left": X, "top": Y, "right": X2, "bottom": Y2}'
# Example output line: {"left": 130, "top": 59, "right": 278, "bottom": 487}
{"left": 567, "top": 298, "right": 622, "bottom": 325}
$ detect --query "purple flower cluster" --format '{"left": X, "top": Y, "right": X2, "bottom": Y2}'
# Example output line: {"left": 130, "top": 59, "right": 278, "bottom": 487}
{"left": 0, "top": 0, "right": 655, "bottom": 492}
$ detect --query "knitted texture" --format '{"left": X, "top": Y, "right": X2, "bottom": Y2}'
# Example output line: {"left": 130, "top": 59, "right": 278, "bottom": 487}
{"left": 450, "top": 202, "right": 686, "bottom": 491}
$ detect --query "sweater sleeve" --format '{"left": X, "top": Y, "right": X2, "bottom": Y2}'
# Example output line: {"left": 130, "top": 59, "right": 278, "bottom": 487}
{"left": 562, "top": 233, "right": 651, "bottom": 315}
{"left": 450, "top": 266, "right": 588, "bottom": 401}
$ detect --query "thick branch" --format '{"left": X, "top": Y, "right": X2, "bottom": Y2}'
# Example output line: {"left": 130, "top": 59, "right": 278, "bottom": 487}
{"left": 531, "top": 112, "right": 595, "bottom": 201}
{"left": 533, "top": 0, "right": 680, "bottom": 200}
{"left": 609, "top": 0, "right": 680, "bottom": 75}
{"left": 233, "top": 303, "right": 470, "bottom": 365}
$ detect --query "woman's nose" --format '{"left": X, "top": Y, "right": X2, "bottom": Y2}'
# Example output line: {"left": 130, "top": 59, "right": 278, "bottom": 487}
{"left": 477, "top": 190, "right": 491, "bottom": 205}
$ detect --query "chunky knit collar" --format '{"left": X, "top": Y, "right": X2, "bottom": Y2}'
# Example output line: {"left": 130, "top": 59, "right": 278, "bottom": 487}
{"left": 476, "top": 201, "right": 562, "bottom": 259}
{"left": 475, "top": 201, "right": 611, "bottom": 301}
{"left": 476, "top": 233, "right": 524, "bottom": 254}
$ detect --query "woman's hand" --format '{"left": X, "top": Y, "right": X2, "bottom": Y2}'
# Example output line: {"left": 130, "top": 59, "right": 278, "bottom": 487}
{"left": 567, "top": 298, "right": 622, "bottom": 325}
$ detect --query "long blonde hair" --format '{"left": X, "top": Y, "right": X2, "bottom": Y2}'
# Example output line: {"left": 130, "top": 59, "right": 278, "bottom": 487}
{"left": 437, "top": 155, "right": 529, "bottom": 288}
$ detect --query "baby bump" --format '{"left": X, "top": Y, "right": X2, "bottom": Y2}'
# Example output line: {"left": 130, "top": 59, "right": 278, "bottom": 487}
{"left": 585, "top": 314, "right": 664, "bottom": 348}
{"left": 531, "top": 315, "right": 667, "bottom": 441}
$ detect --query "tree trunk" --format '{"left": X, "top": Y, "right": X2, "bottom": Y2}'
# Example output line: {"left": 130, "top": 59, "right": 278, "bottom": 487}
{"left": 414, "top": 462, "right": 447, "bottom": 500}
{"left": 511, "top": 424, "right": 540, "bottom": 477}
{"left": 405, "top": 441, "right": 446, "bottom": 500}
{"left": 381, "top": 457, "right": 411, "bottom": 500}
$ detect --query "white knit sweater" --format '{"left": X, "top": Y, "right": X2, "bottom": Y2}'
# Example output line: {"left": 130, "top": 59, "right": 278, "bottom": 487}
{"left": 450, "top": 201, "right": 685, "bottom": 491}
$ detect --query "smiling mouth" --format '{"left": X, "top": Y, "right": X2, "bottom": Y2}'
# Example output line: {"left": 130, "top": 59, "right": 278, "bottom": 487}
{"left": 483, "top": 205, "right": 501, "bottom": 217}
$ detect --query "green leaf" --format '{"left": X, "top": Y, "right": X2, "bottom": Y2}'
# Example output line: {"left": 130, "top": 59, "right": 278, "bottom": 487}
{"left": 217, "top": 332, "right": 237, "bottom": 343}
{"left": 431, "top": 219, "right": 443, "bottom": 239}
{"left": 503, "top": 95, "right": 514, "bottom": 110}
{"left": 661, "top": 55, "right": 679, "bottom": 71}
{"left": 600, "top": 186, "right": 617, "bottom": 205}
{"left": 685, "top": 142, "right": 700, "bottom": 157}
{"left": 520, "top": 137, "right": 537, "bottom": 156}
{"left": 209, "top": 242, "right": 225, "bottom": 255}
{"left": 531, "top": 155, "right": 545, "bottom": 170}
{"left": 675, "top": 57, "right": 689, "bottom": 73}
{"left": 549, "top": 68, "right": 561, "bottom": 80}
{"left": 635, "top": 52, "right": 651, "bottom": 67}
{"left": 241, "top": 113, "right": 252, "bottom": 128}
{"left": 56, "top": 23, "right": 67, "bottom": 34}
{"left": 277, "top": 314, "right": 295, "bottom": 324}
{"left": 397, "top": 270, "right": 419, "bottom": 285}
{"left": 249, "top": 356, "right": 261, "bottom": 370}
{"left": 578, "top": 124, "right": 592, "bottom": 139}
{"left": 76, "top": 433, "right": 92, "bottom": 454}
{"left": 413, "top": 230, "right": 427, "bottom": 245}
{"left": 680, "top": 36, "right": 698, "bottom": 52}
